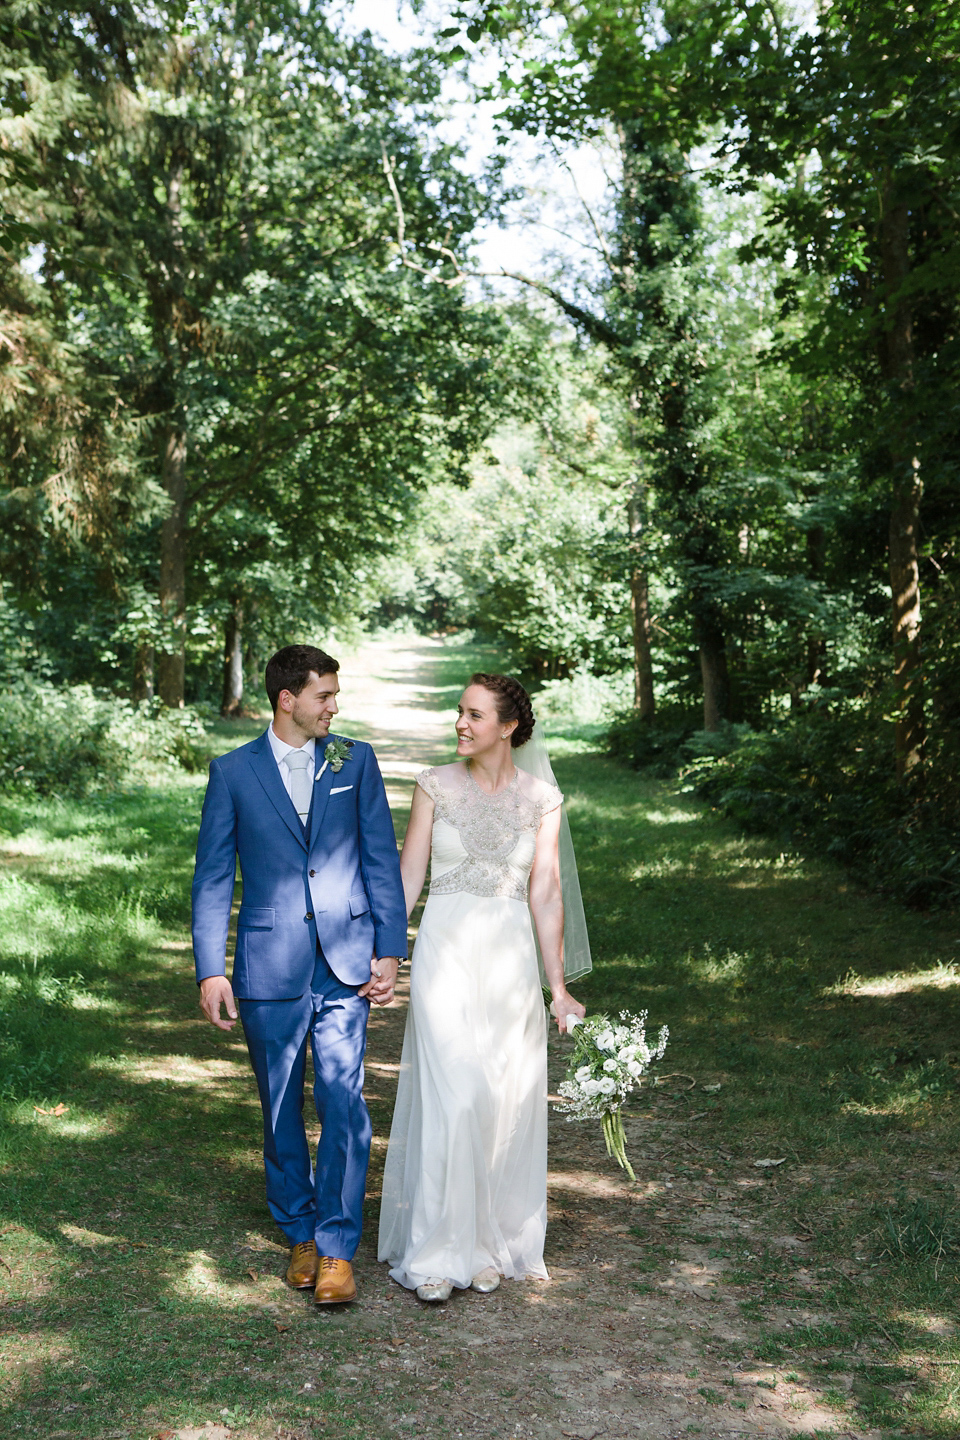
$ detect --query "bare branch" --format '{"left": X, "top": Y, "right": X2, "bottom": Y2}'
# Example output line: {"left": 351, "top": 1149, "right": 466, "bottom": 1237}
{"left": 466, "top": 263, "right": 627, "bottom": 350}
{"left": 380, "top": 142, "right": 467, "bottom": 288}
{"left": 380, "top": 140, "right": 406, "bottom": 252}
{"left": 380, "top": 142, "right": 626, "bottom": 346}
{"left": 547, "top": 139, "right": 619, "bottom": 273}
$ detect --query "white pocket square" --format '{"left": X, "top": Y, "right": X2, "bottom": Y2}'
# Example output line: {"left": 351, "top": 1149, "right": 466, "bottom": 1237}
{"left": 330, "top": 785, "right": 353, "bottom": 794}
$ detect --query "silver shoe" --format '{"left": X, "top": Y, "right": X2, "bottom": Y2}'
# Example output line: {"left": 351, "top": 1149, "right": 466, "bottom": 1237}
{"left": 470, "top": 1266, "right": 500, "bottom": 1293}
{"left": 415, "top": 1277, "right": 453, "bottom": 1302}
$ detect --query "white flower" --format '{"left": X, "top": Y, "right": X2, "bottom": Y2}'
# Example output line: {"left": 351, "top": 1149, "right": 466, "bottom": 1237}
{"left": 575, "top": 1065, "right": 593, "bottom": 1083}
{"left": 603, "top": 1058, "right": 619, "bottom": 1074}
{"left": 596, "top": 1029, "right": 616, "bottom": 1052}
{"left": 581, "top": 1079, "right": 602, "bottom": 1098}
{"left": 598, "top": 1076, "right": 617, "bottom": 1095}
{"left": 627, "top": 1060, "right": 643, "bottom": 1079}
{"left": 617, "top": 1046, "right": 635, "bottom": 1062}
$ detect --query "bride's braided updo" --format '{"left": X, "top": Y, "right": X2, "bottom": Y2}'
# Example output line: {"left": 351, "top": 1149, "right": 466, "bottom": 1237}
{"left": 469, "top": 673, "right": 536, "bottom": 749}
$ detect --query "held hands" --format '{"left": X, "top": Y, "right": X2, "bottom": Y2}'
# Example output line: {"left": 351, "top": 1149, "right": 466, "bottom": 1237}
{"left": 199, "top": 975, "right": 238, "bottom": 1031}
{"left": 359, "top": 955, "right": 399, "bottom": 1006}
{"left": 551, "top": 989, "right": 586, "bottom": 1035}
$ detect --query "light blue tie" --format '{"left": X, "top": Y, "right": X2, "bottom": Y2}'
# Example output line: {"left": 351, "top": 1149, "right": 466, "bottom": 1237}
{"left": 283, "top": 747, "right": 312, "bottom": 823}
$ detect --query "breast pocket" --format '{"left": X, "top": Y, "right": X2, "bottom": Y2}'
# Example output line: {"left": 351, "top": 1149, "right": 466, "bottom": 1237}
{"left": 237, "top": 906, "right": 275, "bottom": 930}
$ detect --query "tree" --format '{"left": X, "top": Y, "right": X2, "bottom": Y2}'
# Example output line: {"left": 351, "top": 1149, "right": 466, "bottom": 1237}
{"left": 456, "top": 0, "right": 960, "bottom": 772}
{"left": 20, "top": 1, "right": 507, "bottom": 704}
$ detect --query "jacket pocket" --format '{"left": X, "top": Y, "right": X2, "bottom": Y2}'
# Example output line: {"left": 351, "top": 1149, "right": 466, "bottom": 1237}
{"left": 238, "top": 906, "right": 275, "bottom": 930}
{"left": 348, "top": 891, "right": 370, "bottom": 918}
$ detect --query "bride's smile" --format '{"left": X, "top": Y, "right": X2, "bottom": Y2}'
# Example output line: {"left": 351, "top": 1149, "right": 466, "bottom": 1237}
{"left": 455, "top": 684, "right": 518, "bottom": 789}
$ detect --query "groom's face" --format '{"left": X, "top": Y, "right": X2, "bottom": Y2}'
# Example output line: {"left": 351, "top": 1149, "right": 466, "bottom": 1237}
{"left": 289, "top": 671, "right": 340, "bottom": 741}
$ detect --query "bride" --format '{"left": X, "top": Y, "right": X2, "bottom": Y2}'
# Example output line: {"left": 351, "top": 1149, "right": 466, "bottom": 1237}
{"left": 377, "top": 672, "right": 588, "bottom": 1301}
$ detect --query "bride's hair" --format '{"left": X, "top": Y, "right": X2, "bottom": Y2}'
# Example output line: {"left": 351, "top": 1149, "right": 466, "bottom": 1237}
{"left": 469, "top": 673, "right": 535, "bottom": 748}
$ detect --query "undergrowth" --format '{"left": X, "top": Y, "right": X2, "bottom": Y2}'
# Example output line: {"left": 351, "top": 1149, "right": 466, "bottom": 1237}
{"left": 608, "top": 703, "right": 960, "bottom": 910}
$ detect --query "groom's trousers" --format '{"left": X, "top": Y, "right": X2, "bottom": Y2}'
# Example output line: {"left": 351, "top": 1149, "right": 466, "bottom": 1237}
{"left": 238, "top": 947, "right": 372, "bottom": 1260}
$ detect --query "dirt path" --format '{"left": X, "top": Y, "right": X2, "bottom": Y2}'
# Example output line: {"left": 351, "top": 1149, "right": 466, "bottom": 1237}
{"left": 280, "top": 636, "right": 878, "bottom": 1440}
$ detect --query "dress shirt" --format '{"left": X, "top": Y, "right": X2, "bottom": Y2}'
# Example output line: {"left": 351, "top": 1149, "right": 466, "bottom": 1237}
{"left": 267, "top": 724, "right": 317, "bottom": 799}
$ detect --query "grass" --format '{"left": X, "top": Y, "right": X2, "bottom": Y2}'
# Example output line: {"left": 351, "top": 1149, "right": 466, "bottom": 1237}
{"left": 551, "top": 749, "right": 960, "bottom": 1437}
{"left": 0, "top": 649, "right": 959, "bottom": 1439}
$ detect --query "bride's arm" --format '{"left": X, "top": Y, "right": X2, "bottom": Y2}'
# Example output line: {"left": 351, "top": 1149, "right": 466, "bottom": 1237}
{"left": 530, "top": 808, "right": 586, "bottom": 1033}
{"left": 399, "top": 783, "right": 434, "bottom": 919}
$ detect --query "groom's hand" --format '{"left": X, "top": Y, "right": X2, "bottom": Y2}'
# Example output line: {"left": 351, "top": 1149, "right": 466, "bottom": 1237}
{"left": 199, "top": 975, "right": 239, "bottom": 1031}
{"left": 359, "top": 956, "right": 399, "bottom": 1006}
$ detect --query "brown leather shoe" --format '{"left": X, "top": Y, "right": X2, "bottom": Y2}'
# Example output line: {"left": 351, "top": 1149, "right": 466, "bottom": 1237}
{"left": 314, "top": 1256, "right": 357, "bottom": 1305}
{"left": 285, "top": 1240, "right": 319, "bottom": 1289}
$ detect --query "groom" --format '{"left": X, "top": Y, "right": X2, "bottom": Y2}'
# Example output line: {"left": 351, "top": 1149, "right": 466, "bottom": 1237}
{"left": 192, "top": 644, "right": 407, "bottom": 1303}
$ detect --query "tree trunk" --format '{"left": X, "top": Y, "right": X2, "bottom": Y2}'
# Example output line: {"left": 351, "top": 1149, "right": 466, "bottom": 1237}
{"left": 889, "top": 459, "right": 923, "bottom": 778}
{"left": 805, "top": 523, "right": 827, "bottom": 688}
{"left": 157, "top": 422, "right": 187, "bottom": 708}
{"left": 879, "top": 198, "right": 924, "bottom": 779}
{"left": 132, "top": 643, "right": 155, "bottom": 702}
{"left": 243, "top": 601, "right": 261, "bottom": 712}
{"left": 627, "top": 487, "right": 656, "bottom": 718}
{"left": 698, "top": 613, "right": 729, "bottom": 731}
{"left": 221, "top": 597, "right": 244, "bottom": 717}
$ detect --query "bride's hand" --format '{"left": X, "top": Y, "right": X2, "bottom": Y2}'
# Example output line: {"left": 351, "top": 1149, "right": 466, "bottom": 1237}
{"left": 551, "top": 990, "right": 586, "bottom": 1035}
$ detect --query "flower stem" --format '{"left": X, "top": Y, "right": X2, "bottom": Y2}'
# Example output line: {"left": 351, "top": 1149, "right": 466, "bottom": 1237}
{"left": 602, "top": 1107, "right": 636, "bottom": 1182}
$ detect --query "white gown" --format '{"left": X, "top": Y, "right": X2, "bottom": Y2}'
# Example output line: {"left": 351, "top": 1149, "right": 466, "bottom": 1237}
{"left": 378, "top": 763, "right": 563, "bottom": 1291}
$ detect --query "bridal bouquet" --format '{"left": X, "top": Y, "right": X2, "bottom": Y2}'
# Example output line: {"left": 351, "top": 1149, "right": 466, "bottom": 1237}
{"left": 555, "top": 1011, "right": 668, "bottom": 1181}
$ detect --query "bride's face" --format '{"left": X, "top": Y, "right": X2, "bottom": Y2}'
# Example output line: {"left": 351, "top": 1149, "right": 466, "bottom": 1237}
{"left": 456, "top": 685, "right": 512, "bottom": 759}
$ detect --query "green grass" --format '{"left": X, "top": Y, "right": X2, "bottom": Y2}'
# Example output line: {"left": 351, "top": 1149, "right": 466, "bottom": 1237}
{"left": 0, "top": 667, "right": 959, "bottom": 1439}
{"left": 551, "top": 751, "right": 960, "bottom": 1437}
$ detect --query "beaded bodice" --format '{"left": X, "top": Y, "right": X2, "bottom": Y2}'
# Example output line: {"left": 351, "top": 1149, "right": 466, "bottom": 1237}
{"left": 416, "top": 765, "right": 563, "bottom": 902}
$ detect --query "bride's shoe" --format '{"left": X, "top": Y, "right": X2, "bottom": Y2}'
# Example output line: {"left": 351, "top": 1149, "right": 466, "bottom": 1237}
{"left": 470, "top": 1266, "right": 500, "bottom": 1293}
{"left": 415, "top": 1277, "right": 453, "bottom": 1303}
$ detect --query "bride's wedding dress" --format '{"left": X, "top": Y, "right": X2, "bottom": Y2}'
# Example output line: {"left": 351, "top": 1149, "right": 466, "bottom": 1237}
{"left": 378, "top": 763, "right": 563, "bottom": 1291}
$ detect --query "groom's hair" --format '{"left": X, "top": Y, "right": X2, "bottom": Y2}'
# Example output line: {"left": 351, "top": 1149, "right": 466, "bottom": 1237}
{"left": 265, "top": 645, "right": 339, "bottom": 712}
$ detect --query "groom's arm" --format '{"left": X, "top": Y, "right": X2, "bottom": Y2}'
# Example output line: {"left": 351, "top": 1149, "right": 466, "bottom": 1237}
{"left": 355, "top": 743, "right": 409, "bottom": 966}
{"left": 192, "top": 762, "right": 240, "bottom": 1029}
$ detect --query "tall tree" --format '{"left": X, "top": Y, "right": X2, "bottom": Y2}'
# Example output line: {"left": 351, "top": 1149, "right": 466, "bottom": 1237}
{"left": 22, "top": 1, "right": 505, "bottom": 704}
{"left": 457, "top": 0, "right": 960, "bottom": 771}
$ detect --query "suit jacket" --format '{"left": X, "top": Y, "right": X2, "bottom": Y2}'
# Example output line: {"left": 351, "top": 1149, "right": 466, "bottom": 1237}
{"left": 191, "top": 729, "right": 407, "bottom": 998}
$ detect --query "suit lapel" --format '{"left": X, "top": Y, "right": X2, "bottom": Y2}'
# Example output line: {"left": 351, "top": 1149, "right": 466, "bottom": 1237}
{"left": 248, "top": 730, "right": 308, "bottom": 851}
{"left": 308, "top": 749, "right": 337, "bottom": 848}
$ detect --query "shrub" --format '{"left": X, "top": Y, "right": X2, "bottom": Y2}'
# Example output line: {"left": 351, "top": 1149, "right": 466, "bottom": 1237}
{"left": 535, "top": 670, "right": 633, "bottom": 727}
{"left": 606, "top": 707, "right": 749, "bottom": 776}
{"left": 606, "top": 707, "right": 699, "bottom": 775}
{"left": 0, "top": 683, "right": 210, "bottom": 797}
{"left": 689, "top": 707, "right": 960, "bottom": 909}
{"left": 606, "top": 700, "right": 959, "bottom": 909}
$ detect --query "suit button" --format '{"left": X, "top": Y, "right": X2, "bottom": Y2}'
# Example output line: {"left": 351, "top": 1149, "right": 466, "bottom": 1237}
{"left": 309, "top": 869, "right": 316, "bottom": 877}
{"left": 304, "top": 912, "right": 314, "bottom": 921}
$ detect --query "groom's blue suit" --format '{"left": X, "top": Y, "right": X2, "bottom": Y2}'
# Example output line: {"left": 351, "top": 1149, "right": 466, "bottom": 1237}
{"left": 191, "top": 728, "right": 407, "bottom": 1257}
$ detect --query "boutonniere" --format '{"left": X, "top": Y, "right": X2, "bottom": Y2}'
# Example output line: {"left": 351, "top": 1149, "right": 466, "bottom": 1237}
{"left": 316, "top": 737, "right": 354, "bottom": 781}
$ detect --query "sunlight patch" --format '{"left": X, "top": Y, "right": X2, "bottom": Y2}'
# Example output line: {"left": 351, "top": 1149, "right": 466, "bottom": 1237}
{"left": 61, "top": 1224, "right": 123, "bottom": 1247}
{"left": 548, "top": 1169, "right": 644, "bottom": 1199}
{"left": 827, "top": 963, "right": 960, "bottom": 997}
{"left": 179, "top": 1252, "right": 220, "bottom": 1295}
{"left": 630, "top": 858, "right": 686, "bottom": 878}
{"left": 70, "top": 991, "right": 119, "bottom": 1011}
{"left": 43, "top": 1116, "right": 111, "bottom": 1138}
{"left": 897, "top": 1311, "right": 956, "bottom": 1336}
{"left": 640, "top": 807, "right": 700, "bottom": 825}
{"left": 95, "top": 1054, "right": 246, "bottom": 1084}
